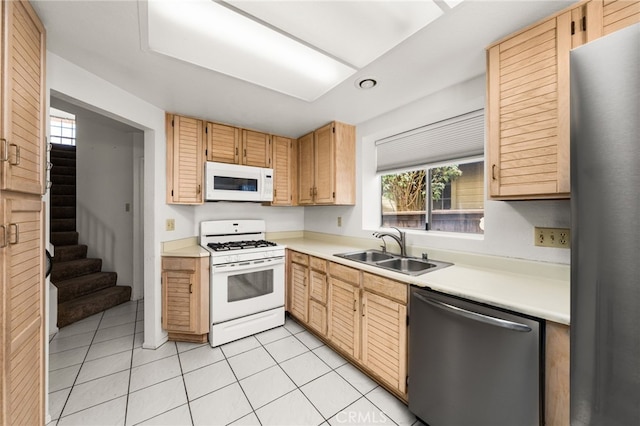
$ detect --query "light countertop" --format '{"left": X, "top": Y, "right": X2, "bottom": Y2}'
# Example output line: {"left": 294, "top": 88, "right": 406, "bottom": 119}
{"left": 274, "top": 237, "right": 570, "bottom": 325}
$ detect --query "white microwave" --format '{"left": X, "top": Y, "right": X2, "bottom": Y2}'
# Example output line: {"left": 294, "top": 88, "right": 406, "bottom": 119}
{"left": 205, "top": 161, "right": 274, "bottom": 202}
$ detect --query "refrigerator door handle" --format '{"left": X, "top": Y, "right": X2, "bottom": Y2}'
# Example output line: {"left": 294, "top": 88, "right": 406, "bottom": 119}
{"left": 413, "top": 292, "right": 532, "bottom": 332}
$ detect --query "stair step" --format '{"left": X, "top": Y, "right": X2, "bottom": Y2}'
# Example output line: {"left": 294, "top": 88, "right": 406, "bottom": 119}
{"left": 51, "top": 258, "right": 102, "bottom": 282}
{"left": 54, "top": 272, "right": 118, "bottom": 303}
{"left": 51, "top": 195, "right": 76, "bottom": 207}
{"left": 51, "top": 184, "right": 76, "bottom": 196}
{"left": 57, "top": 286, "right": 131, "bottom": 328}
{"left": 51, "top": 218, "right": 76, "bottom": 232}
{"left": 51, "top": 165, "right": 76, "bottom": 176}
{"left": 50, "top": 175, "right": 75, "bottom": 185}
{"left": 52, "top": 244, "right": 87, "bottom": 262}
{"left": 51, "top": 206, "right": 76, "bottom": 219}
{"left": 51, "top": 231, "right": 79, "bottom": 246}
{"left": 50, "top": 157, "right": 76, "bottom": 168}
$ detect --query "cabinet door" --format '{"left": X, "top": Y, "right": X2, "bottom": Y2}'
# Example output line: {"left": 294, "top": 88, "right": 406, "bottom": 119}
{"left": 162, "top": 258, "right": 198, "bottom": 334}
{"left": 308, "top": 299, "right": 327, "bottom": 337}
{"left": 487, "top": 15, "right": 572, "bottom": 199}
{"left": 313, "top": 123, "right": 335, "bottom": 204}
{"left": 603, "top": 0, "right": 640, "bottom": 35}
{"left": 207, "top": 122, "right": 239, "bottom": 164}
{"left": 361, "top": 290, "right": 407, "bottom": 395}
{"left": 0, "top": 0, "right": 46, "bottom": 195}
{"left": 166, "top": 114, "right": 204, "bottom": 204}
{"left": 289, "top": 262, "right": 308, "bottom": 322}
{"left": 0, "top": 194, "right": 44, "bottom": 426}
{"left": 309, "top": 268, "right": 327, "bottom": 304}
{"left": 242, "top": 129, "right": 270, "bottom": 168}
{"left": 328, "top": 278, "right": 360, "bottom": 359}
{"left": 297, "top": 132, "right": 314, "bottom": 205}
{"left": 271, "top": 135, "right": 295, "bottom": 206}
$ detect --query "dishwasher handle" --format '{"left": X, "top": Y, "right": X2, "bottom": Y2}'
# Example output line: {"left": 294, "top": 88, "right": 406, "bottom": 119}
{"left": 413, "top": 292, "right": 532, "bottom": 332}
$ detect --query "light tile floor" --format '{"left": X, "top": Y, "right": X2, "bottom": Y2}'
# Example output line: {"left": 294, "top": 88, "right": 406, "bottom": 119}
{"left": 48, "top": 300, "right": 421, "bottom": 426}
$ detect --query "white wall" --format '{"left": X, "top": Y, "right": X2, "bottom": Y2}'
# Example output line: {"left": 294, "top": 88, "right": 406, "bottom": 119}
{"left": 193, "top": 204, "right": 304, "bottom": 236}
{"left": 305, "top": 75, "right": 571, "bottom": 264}
{"left": 76, "top": 116, "right": 138, "bottom": 286}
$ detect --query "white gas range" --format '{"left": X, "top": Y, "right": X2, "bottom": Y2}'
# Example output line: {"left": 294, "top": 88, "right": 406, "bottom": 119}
{"left": 199, "top": 220, "right": 285, "bottom": 347}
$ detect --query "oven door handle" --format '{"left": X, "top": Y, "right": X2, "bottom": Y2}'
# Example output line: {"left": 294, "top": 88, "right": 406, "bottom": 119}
{"left": 213, "top": 256, "right": 285, "bottom": 273}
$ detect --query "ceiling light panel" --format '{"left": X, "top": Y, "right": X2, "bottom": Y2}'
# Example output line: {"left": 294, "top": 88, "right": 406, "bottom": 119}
{"left": 226, "top": 0, "right": 444, "bottom": 68}
{"left": 145, "top": 0, "right": 356, "bottom": 101}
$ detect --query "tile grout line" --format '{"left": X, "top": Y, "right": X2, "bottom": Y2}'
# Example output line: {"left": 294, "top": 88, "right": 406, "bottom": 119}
{"left": 122, "top": 299, "right": 142, "bottom": 426}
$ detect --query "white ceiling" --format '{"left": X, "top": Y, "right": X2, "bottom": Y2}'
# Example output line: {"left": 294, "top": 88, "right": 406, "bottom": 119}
{"left": 32, "top": 0, "right": 576, "bottom": 138}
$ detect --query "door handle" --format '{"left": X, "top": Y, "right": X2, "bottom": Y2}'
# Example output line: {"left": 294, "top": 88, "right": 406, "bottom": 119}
{"left": 413, "top": 292, "right": 531, "bottom": 332}
{"left": 8, "top": 223, "right": 19, "bottom": 245}
{"left": 0, "top": 138, "right": 7, "bottom": 162}
{"left": 0, "top": 225, "right": 6, "bottom": 248}
{"left": 9, "top": 144, "right": 20, "bottom": 166}
{"left": 492, "top": 164, "right": 497, "bottom": 180}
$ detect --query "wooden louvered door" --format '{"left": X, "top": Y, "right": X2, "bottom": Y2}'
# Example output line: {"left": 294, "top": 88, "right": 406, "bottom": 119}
{"left": 313, "top": 123, "right": 335, "bottom": 204}
{"left": 328, "top": 277, "right": 360, "bottom": 359}
{"left": 0, "top": 0, "right": 46, "bottom": 195}
{"left": 603, "top": 0, "right": 640, "bottom": 35}
{"left": 206, "top": 122, "right": 240, "bottom": 164}
{"left": 0, "top": 194, "right": 44, "bottom": 426}
{"left": 289, "top": 261, "right": 309, "bottom": 323}
{"left": 297, "top": 132, "right": 314, "bottom": 205}
{"left": 361, "top": 291, "right": 407, "bottom": 396}
{"left": 166, "top": 114, "right": 204, "bottom": 204}
{"left": 307, "top": 257, "right": 328, "bottom": 336}
{"left": 241, "top": 129, "right": 270, "bottom": 168}
{"left": 271, "top": 135, "right": 295, "bottom": 206}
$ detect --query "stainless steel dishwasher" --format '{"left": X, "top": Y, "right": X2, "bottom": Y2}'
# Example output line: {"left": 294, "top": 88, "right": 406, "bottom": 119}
{"left": 408, "top": 287, "right": 543, "bottom": 426}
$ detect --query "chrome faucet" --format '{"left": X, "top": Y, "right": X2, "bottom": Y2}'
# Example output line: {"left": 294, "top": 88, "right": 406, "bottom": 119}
{"left": 373, "top": 227, "right": 407, "bottom": 257}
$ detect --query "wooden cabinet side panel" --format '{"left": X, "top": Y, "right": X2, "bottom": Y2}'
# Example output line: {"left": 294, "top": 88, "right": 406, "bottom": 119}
{"left": 3, "top": 195, "right": 44, "bottom": 426}
{"left": 361, "top": 291, "right": 407, "bottom": 395}
{"left": 207, "top": 122, "right": 239, "bottom": 164}
{"left": 313, "top": 123, "right": 335, "bottom": 204}
{"left": 545, "top": 322, "right": 570, "bottom": 426}
{"left": 297, "top": 132, "right": 314, "bottom": 205}
{"left": 327, "top": 278, "right": 360, "bottom": 359}
{"left": 196, "top": 257, "right": 210, "bottom": 334}
{"left": 1, "top": 0, "right": 45, "bottom": 195}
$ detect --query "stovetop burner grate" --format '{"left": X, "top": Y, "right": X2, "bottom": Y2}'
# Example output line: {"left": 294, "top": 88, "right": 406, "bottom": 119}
{"left": 207, "top": 240, "right": 278, "bottom": 251}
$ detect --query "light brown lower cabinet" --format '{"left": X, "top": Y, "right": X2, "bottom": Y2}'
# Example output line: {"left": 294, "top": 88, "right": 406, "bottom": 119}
{"left": 161, "top": 256, "right": 210, "bottom": 343}
{"left": 545, "top": 321, "right": 570, "bottom": 426}
{"left": 288, "top": 252, "right": 309, "bottom": 323}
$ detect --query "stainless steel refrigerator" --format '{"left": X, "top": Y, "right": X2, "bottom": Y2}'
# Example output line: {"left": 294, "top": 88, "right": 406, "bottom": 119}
{"left": 570, "top": 23, "right": 640, "bottom": 425}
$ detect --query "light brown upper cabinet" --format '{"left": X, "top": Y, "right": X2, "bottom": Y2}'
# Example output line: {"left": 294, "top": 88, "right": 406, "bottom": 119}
{"left": 0, "top": 0, "right": 46, "bottom": 196}
{"left": 166, "top": 113, "right": 204, "bottom": 205}
{"left": 271, "top": 135, "right": 297, "bottom": 206}
{"left": 205, "top": 122, "right": 271, "bottom": 168}
{"left": 486, "top": 0, "right": 638, "bottom": 200}
{"left": 297, "top": 121, "right": 355, "bottom": 205}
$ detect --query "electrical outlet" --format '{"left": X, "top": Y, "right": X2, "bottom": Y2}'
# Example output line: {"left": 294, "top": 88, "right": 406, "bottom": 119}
{"left": 535, "top": 227, "right": 570, "bottom": 248}
{"left": 337, "top": 216, "right": 342, "bottom": 227}
{"left": 166, "top": 218, "right": 175, "bottom": 231}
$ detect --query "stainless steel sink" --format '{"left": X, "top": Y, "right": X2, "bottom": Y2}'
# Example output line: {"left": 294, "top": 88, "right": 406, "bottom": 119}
{"left": 339, "top": 250, "right": 394, "bottom": 263}
{"left": 334, "top": 250, "right": 452, "bottom": 276}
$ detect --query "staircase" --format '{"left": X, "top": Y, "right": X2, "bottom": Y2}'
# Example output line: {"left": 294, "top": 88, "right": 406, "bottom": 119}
{"left": 49, "top": 144, "right": 131, "bottom": 328}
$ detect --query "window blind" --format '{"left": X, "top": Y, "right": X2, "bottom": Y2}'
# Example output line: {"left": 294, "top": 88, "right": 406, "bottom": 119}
{"left": 375, "top": 109, "right": 484, "bottom": 173}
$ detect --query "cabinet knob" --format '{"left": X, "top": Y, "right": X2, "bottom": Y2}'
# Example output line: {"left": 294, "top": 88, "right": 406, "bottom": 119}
{"left": 8, "top": 223, "right": 19, "bottom": 245}
{"left": 189, "top": 284, "right": 193, "bottom": 294}
{"left": 9, "top": 143, "right": 20, "bottom": 166}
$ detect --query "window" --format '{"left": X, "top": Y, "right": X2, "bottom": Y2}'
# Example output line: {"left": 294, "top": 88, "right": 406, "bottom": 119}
{"left": 50, "top": 108, "right": 76, "bottom": 146}
{"left": 381, "top": 159, "right": 484, "bottom": 234}
{"left": 375, "top": 109, "right": 485, "bottom": 235}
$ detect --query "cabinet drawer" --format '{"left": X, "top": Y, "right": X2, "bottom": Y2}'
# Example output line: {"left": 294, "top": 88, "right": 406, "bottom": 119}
{"left": 290, "top": 251, "right": 309, "bottom": 265}
{"left": 363, "top": 272, "right": 407, "bottom": 304}
{"left": 330, "top": 262, "right": 360, "bottom": 285}
{"left": 162, "top": 257, "right": 197, "bottom": 272}
{"left": 310, "top": 256, "right": 327, "bottom": 273}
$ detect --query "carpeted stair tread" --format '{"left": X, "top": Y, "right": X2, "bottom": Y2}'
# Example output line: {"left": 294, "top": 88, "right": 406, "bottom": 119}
{"left": 51, "top": 184, "right": 76, "bottom": 196}
{"left": 51, "top": 231, "right": 79, "bottom": 246}
{"left": 57, "top": 286, "right": 131, "bottom": 328}
{"left": 51, "top": 218, "right": 76, "bottom": 232}
{"left": 51, "top": 206, "right": 76, "bottom": 219}
{"left": 52, "top": 244, "right": 87, "bottom": 262}
{"left": 51, "top": 195, "right": 76, "bottom": 206}
{"left": 51, "top": 258, "right": 102, "bottom": 282}
{"left": 54, "top": 272, "right": 118, "bottom": 303}
{"left": 51, "top": 175, "right": 76, "bottom": 186}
